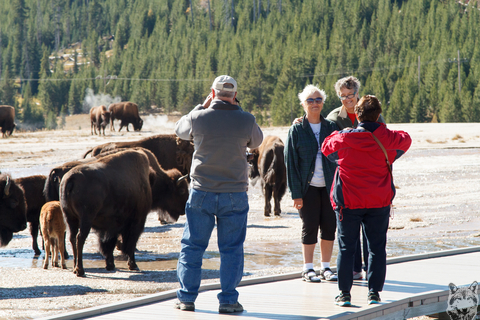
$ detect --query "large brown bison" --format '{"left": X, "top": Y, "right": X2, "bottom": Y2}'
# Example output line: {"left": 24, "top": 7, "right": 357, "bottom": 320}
{"left": 108, "top": 101, "right": 143, "bottom": 132}
{"left": 0, "top": 174, "right": 27, "bottom": 246}
{"left": 0, "top": 105, "right": 16, "bottom": 138}
{"left": 83, "top": 134, "right": 194, "bottom": 177}
{"left": 248, "top": 136, "right": 287, "bottom": 217}
{"left": 90, "top": 105, "right": 111, "bottom": 136}
{"left": 15, "top": 175, "right": 47, "bottom": 255}
{"left": 59, "top": 148, "right": 189, "bottom": 277}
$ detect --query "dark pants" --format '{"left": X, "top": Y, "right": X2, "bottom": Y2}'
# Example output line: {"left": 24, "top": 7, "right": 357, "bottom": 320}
{"left": 336, "top": 206, "right": 390, "bottom": 293}
{"left": 354, "top": 227, "right": 369, "bottom": 273}
{"left": 299, "top": 186, "right": 336, "bottom": 244}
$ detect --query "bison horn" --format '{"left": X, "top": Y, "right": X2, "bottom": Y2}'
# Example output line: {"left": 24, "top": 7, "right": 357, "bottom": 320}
{"left": 4, "top": 176, "right": 11, "bottom": 197}
{"left": 176, "top": 174, "right": 189, "bottom": 185}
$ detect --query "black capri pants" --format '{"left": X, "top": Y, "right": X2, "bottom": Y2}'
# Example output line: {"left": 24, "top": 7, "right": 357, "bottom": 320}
{"left": 298, "top": 186, "right": 336, "bottom": 244}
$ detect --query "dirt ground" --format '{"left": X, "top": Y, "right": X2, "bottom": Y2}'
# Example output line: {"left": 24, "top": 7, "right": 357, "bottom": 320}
{"left": 1, "top": 115, "right": 480, "bottom": 319}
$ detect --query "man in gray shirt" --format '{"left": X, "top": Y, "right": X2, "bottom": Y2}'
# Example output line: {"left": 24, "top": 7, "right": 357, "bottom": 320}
{"left": 174, "top": 75, "right": 263, "bottom": 314}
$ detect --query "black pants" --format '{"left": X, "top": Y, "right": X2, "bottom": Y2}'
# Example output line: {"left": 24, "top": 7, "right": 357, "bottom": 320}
{"left": 299, "top": 186, "right": 336, "bottom": 244}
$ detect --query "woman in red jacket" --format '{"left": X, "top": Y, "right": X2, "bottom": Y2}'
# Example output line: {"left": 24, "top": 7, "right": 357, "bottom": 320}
{"left": 321, "top": 95, "right": 411, "bottom": 307}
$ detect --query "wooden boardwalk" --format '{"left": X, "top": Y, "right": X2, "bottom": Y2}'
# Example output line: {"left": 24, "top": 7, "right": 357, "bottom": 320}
{"left": 38, "top": 247, "right": 480, "bottom": 320}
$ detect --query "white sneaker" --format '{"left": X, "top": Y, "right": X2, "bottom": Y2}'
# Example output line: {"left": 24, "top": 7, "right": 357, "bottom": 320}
{"left": 302, "top": 269, "right": 321, "bottom": 282}
{"left": 353, "top": 271, "right": 363, "bottom": 280}
{"left": 320, "top": 268, "right": 338, "bottom": 281}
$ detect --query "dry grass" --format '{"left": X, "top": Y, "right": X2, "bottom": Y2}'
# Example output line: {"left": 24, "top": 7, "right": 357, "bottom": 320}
{"left": 409, "top": 217, "right": 423, "bottom": 222}
{"left": 426, "top": 139, "right": 447, "bottom": 144}
{"left": 452, "top": 134, "right": 463, "bottom": 140}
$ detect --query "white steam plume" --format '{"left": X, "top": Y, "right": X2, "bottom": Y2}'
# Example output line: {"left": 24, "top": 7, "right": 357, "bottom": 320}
{"left": 82, "top": 88, "right": 122, "bottom": 113}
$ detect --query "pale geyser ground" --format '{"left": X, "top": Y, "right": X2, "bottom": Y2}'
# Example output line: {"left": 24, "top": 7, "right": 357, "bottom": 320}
{"left": 0, "top": 115, "right": 479, "bottom": 319}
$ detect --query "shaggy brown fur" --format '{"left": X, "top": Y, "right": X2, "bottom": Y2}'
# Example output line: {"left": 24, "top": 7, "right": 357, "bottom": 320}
{"left": 0, "top": 105, "right": 16, "bottom": 138}
{"left": 90, "top": 105, "right": 111, "bottom": 136}
{"left": 15, "top": 175, "right": 47, "bottom": 255}
{"left": 40, "top": 201, "right": 67, "bottom": 269}
{"left": 0, "top": 174, "right": 27, "bottom": 246}
{"left": 83, "top": 134, "right": 194, "bottom": 177}
{"left": 60, "top": 149, "right": 188, "bottom": 277}
{"left": 248, "top": 136, "right": 287, "bottom": 216}
{"left": 108, "top": 101, "right": 143, "bottom": 132}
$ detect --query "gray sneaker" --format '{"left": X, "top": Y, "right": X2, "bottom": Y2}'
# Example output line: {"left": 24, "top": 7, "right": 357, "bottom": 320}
{"left": 219, "top": 302, "right": 244, "bottom": 313}
{"left": 174, "top": 300, "right": 195, "bottom": 311}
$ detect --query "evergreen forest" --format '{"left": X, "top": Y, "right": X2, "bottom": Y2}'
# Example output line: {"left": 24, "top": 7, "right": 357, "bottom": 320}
{"left": 1, "top": 0, "right": 480, "bottom": 129}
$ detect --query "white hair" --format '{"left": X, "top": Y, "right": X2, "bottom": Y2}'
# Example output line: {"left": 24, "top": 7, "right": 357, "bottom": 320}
{"left": 298, "top": 84, "right": 327, "bottom": 104}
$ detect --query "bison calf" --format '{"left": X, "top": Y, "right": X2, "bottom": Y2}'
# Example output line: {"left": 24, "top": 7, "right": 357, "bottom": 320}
{"left": 248, "top": 136, "right": 287, "bottom": 217}
{"left": 40, "top": 201, "right": 67, "bottom": 269}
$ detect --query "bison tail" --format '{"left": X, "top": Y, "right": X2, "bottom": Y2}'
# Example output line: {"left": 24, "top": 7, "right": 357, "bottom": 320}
{"left": 59, "top": 178, "right": 75, "bottom": 213}
{"left": 43, "top": 175, "right": 59, "bottom": 202}
{"left": 264, "top": 143, "right": 285, "bottom": 186}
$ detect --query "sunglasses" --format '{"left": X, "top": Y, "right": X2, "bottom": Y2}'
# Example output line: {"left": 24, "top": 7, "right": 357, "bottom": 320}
{"left": 306, "top": 97, "right": 323, "bottom": 104}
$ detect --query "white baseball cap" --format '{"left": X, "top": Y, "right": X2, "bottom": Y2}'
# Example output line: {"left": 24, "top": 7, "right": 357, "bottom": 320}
{"left": 212, "top": 75, "right": 237, "bottom": 92}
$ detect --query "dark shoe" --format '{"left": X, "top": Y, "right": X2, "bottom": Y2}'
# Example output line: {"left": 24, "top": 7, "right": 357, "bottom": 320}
{"left": 368, "top": 291, "right": 381, "bottom": 305}
{"left": 302, "top": 269, "right": 321, "bottom": 283}
{"left": 335, "top": 292, "right": 351, "bottom": 307}
{"left": 319, "top": 268, "right": 338, "bottom": 281}
{"left": 174, "top": 300, "right": 195, "bottom": 311}
{"left": 219, "top": 302, "right": 244, "bottom": 313}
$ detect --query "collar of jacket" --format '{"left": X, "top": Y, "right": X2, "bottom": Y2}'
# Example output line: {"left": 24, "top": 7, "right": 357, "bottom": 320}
{"left": 210, "top": 99, "right": 241, "bottom": 111}
{"left": 338, "top": 105, "right": 350, "bottom": 119}
{"left": 357, "top": 121, "right": 385, "bottom": 132}
{"left": 301, "top": 114, "right": 326, "bottom": 129}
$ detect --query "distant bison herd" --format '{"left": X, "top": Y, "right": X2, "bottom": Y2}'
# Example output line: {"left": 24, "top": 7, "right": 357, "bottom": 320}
{"left": 0, "top": 126, "right": 287, "bottom": 277}
{"left": 91, "top": 101, "right": 143, "bottom": 135}
{"left": 0, "top": 101, "right": 143, "bottom": 138}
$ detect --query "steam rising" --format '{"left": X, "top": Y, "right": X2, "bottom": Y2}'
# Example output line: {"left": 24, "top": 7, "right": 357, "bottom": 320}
{"left": 83, "top": 88, "right": 122, "bottom": 113}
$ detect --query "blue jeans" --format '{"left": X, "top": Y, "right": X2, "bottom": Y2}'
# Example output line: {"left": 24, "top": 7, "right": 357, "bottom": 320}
{"left": 336, "top": 206, "right": 390, "bottom": 293}
{"left": 176, "top": 189, "right": 249, "bottom": 304}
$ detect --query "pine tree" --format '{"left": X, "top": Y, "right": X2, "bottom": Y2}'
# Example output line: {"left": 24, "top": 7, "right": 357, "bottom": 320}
{"left": 11, "top": 0, "right": 27, "bottom": 76}
{"left": 0, "top": 68, "right": 16, "bottom": 106}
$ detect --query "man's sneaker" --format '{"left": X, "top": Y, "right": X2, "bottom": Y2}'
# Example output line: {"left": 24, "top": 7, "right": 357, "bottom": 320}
{"left": 174, "top": 300, "right": 195, "bottom": 311}
{"left": 302, "top": 269, "right": 321, "bottom": 283}
{"left": 368, "top": 291, "right": 381, "bottom": 305}
{"left": 353, "top": 271, "right": 363, "bottom": 280}
{"left": 219, "top": 302, "right": 244, "bottom": 313}
{"left": 320, "top": 268, "right": 338, "bottom": 281}
{"left": 335, "top": 292, "right": 351, "bottom": 307}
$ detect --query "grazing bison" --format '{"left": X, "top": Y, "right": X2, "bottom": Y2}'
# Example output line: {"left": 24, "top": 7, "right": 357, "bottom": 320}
{"left": 108, "top": 101, "right": 143, "bottom": 132}
{"left": 60, "top": 149, "right": 189, "bottom": 277}
{"left": 0, "top": 174, "right": 27, "bottom": 246}
{"left": 83, "top": 134, "right": 194, "bottom": 177}
{"left": 15, "top": 175, "right": 47, "bottom": 255}
{"left": 248, "top": 136, "right": 287, "bottom": 217}
{"left": 0, "top": 105, "right": 16, "bottom": 138}
{"left": 40, "top": 201, "right": 67, "bottom": 269}
{"left": 90, "top": 105, "right": 111, "bottom": 136}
